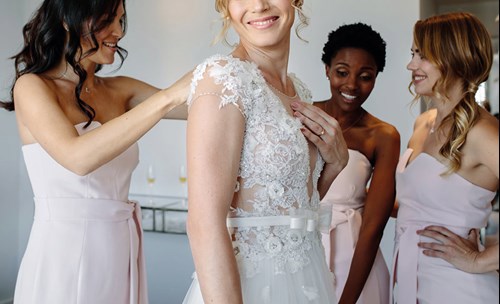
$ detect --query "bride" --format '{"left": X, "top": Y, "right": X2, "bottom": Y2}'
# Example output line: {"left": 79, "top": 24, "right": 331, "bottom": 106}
{"left": 182, "top": 0, "right": 347, "bottom": 303}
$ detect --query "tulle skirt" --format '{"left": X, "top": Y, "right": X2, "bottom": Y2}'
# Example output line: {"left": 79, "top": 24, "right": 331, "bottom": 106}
{"left": 183, "top": 240, "right": 336, "bottom": 304}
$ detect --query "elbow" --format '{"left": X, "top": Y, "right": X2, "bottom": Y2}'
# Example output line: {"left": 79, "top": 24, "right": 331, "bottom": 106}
{"left": 59, "top": 158, "right": 99, "bottom": 176}
{"left": 70, "top": 166, "right": 95, "bottom": 176}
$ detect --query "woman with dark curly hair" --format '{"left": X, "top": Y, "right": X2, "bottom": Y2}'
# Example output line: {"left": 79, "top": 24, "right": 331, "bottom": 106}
{"left": 392, "top": 12, "right": 498, "bottom": 304}
{"left": 1, "top": 0, "right": 190, "bottom": 303}
{"left": 315, "top": 23, "right": 400, "bottom": 304}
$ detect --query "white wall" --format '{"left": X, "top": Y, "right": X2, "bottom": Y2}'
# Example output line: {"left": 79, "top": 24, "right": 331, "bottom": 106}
{"left": 0, "top": 0, "right": 25, "bottom": 302}
{"left": 0, "top": 0, "right": 422, "bottom": 302}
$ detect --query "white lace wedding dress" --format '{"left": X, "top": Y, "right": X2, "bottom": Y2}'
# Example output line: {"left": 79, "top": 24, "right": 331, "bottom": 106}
{"left": 182, "top": 55, "right": 337, "bottom": 304}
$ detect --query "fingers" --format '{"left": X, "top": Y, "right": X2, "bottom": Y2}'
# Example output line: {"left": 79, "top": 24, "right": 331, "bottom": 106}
{"left": 418, "top": 241, "right": 447, "bottom": 258}
{"left": 467, "top": 228, "right": 479, "bottom": 242}
{"left": 291, "top": 101, "right": 341, "bottom": 138}
{"left": 291, "top": 101, "right": 348, "bottom": 167}
{"left": 417, "top": 228, "right": 450, "bottom": 244}
{"left": 417, "top": 225, "right": 466, "bottom": 244}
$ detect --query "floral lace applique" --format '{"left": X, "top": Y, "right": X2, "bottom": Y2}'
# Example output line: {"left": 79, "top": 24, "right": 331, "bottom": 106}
{"left": 189, "top": 55, "right": 325, "bottom": 278}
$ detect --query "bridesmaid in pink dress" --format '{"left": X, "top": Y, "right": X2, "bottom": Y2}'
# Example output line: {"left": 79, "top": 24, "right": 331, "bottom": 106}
{"left": 392, "top": 12, "right": 499, "bottom": 304}
{"left": 316, "top": 23, "right": 400, "bottom": 304}
{"left": 0, "top": 0, "right": 190, "bottom": 302}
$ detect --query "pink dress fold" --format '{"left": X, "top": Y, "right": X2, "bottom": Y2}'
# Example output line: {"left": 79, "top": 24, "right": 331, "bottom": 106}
{"left": 321, "top": 149, "right": 390, "bottom": 303}
{"left": 14, "top": 121, "right": 148, "bottom": 304}
{"left": 392, "top": 148, "right": 499, "bottom": 304}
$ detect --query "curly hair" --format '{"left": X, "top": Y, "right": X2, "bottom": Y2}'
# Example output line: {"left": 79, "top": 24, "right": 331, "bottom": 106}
{"left": 321, "top": 23, "right": 386, "bottom": 73}
{"left": 214, "top": 0, "right": 309, "bottom": 45}
{"left": 411, "top": 12, "right": 493, "bottom": 174}
{"left": 1, "top": 0, "right": 128, "bottom": 128}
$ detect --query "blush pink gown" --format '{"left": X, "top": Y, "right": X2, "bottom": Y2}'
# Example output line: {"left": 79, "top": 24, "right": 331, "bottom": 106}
{"left": 14, "top": 121, "right": 148, "bottom": 304}
{"left": 392, "top": 149, "right": 499, "bottom": 304}
{"left": 321, "top": 149, "right": 390, "bottom": 303}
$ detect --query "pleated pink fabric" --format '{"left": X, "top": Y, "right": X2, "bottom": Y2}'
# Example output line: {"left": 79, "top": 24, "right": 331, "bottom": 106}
{"left": 14, "top": 122, "right": 148, "bottom": 304}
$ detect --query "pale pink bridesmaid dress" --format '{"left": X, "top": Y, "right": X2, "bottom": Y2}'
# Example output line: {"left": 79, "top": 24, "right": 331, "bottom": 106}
{"left": 392, "top": 149, "right": 499, "bottom": 304}
{"left": 321, "top": 149, "right": 390, "bottom": 303}
{"left": 14, "top": 121, "right": 148, "bottom": 304}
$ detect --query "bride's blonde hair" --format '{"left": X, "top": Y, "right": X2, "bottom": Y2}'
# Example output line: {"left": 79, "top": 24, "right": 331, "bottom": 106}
{"left": 213, "top": 0, "right": 309, "bottom": 45}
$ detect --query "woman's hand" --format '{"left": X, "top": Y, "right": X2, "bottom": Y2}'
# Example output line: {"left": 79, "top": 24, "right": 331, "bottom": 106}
{"left": 417, "top": 226, "right": 483, "bottom": 273}
{"left": 291, "top": 101, "right": 348, "bottom": 170}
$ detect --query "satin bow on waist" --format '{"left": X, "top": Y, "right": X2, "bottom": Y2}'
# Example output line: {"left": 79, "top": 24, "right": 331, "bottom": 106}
{"left": 33, "top": 197, "right": 148, "bottom": 304}
{"left": 226, "top": 207, "right": 332, "bottom": 233}
{"left": 321, "top": 207, "right": 363, "bottom": 269}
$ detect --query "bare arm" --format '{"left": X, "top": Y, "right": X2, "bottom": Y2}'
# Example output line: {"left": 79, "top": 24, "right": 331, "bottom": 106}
{"left": 339, "top": 126, "right": 400, "bottom": 304}
{"left": 418, "top": 226, "right": 499, "bottom": 273}
{"left": 14, "top": 72, "right": 189, "bottom": 175}
{"left": 186, "top": 94, "right": 245, "bottom": 303}
{"left": 127, "top": 71, "right": 192, "bottom": 120}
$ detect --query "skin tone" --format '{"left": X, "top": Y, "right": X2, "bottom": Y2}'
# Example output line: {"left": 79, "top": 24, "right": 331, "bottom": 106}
{"left": 315, "top": 47, "right": 400, "bottom": 304}
{"left": 406, "top": 45, "right": 498, "bottom": 191}
{"left": 14, "top": 1, "right": 191, "bottom": 176}
{"left": 186, "top": 0, "right": 347, "bottom": 303}
{"left": 417, "top": 226, "right": 499, "bottom": 273}
{"left": 406, "top": 44, "right": 499, "bottom": 271}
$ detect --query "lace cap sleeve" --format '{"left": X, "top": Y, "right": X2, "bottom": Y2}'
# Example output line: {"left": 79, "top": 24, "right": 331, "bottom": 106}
{"left": 188, "top": 55, "right": 253, "bottom": 118}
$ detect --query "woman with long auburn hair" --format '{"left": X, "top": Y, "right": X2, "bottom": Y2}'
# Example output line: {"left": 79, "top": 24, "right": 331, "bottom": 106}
{"left": 392, "top": 12, "right": 499, "bottom": 304}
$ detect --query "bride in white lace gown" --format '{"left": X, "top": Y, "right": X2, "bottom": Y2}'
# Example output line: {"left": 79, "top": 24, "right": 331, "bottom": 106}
{"left": 182, "top": 1, "right": 347, "bottom": 303}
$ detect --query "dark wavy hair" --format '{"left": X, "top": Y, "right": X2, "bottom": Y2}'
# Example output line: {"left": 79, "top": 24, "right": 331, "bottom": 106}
{"left": 321, "top": 23, "right": 386, "bottom": 73}
{"left": 0, "top": 0, "right": 128, "bottom": 128}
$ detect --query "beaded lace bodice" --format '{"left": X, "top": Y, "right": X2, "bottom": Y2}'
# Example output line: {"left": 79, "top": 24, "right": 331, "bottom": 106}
{"left": 189, "top": 55, "right": 325, "bottom": 277}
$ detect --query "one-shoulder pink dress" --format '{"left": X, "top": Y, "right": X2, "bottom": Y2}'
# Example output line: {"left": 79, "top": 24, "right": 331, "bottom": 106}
{"left": 321, "top": 149, "right": 390, "bottom": 303}
{"left": 392, "top": 149, "right": 499, "bottom": 304}
{"left": 14, "top": 122, "right": 148, "bottom": 304}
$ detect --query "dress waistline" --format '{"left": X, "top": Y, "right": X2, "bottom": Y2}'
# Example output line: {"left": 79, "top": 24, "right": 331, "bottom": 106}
{"left": 34, "top": 197, "right": 135, "bottom": 221}
{"left": 227, "top": 208, "right": 331, "bottom": 233}
{"left": 390, "top": 221, "right": 478, "bottom": 304}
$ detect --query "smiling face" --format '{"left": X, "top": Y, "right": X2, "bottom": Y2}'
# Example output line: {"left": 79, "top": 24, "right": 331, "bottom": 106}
{"left": 81, "top": 1, "right": 125, "bottom": 66}
{"left": 326, "top": 47, "right": 377, "bottom": 111}
{"left": 228, "top": 0, "right": 295, "bottom": 49}
{"left": 406, "top": 44, "right": 441, "bottom": 97}
{"left": 407, "top": 43, "right": 442, "bottom": 97}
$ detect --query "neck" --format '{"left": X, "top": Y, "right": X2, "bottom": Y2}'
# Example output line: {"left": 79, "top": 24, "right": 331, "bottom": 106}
{"left": 431, "top": 81, "right": 463, "bottom": 124}
{"left": 53, "top": 59, "right": 97, "bottom": 91}
{"left": 233, "top": 42, "right": 290, "bottom": 86}
{"left": 326, "top": 99, "right": 364, "bottom": 123}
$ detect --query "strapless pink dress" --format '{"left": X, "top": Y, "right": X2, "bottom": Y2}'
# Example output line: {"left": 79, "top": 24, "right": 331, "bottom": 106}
{"left": 14, "top": 122, "right": 148, "bottom": 304}
{"left": 321, "top": 149, "right": 390, "bottom": 303}
{"left": 392, "top": 148, "right": 499, "bottom": 304}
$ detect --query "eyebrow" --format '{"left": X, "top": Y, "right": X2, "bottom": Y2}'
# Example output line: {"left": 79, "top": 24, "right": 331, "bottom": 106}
{"left": 334, "top": 62, "right": 376, "bottom": 71}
